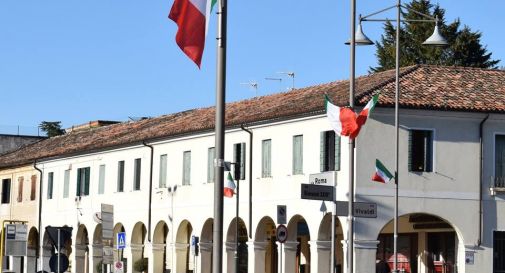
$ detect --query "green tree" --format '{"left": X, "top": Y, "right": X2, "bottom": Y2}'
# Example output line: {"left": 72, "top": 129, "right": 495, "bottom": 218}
{"left": 372, "top": 0, "right": 499, "bottom": 72}
{"left": 39, "top": 121, "right": 65, "bottom": 137}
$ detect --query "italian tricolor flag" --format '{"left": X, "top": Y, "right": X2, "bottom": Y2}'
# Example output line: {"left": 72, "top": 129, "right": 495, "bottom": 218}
{"left": 224, "top": 172, "right": 236, "bottom": 198}
{"left": 325, "top": 94, "right": 379, "bottom": 139}
{"left": 169, "top": 0, "right": 216, "bottom": 67}
{"left": 372, "top": 159, "right": 394, "bottom": 183}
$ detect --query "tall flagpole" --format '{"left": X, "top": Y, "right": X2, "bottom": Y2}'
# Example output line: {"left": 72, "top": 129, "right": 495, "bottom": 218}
{"left": 348, "top": 1, "right": 356, "bottom": 273}
{"left": 213, "top": 0, "right": 227, "bottom": 272}
{"left": 393, "top": 1, "right": 401, "bottom": 272}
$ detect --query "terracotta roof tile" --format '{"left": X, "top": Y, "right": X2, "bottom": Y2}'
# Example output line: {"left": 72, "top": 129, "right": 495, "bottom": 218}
{"left": 1, "top": 65, "right": 504, "bottom": 169}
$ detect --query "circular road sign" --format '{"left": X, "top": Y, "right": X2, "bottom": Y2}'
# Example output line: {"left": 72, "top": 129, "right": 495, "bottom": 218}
{"left": 276, "top": 224, "right": 288, "bottom": 243}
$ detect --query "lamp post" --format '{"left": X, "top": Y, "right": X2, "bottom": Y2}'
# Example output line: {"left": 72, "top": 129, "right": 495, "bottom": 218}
{"left": 346, "top": 1, "right": 447, "bottom": 272}
{"left": 168, "top": 185, "right": 178, "bottom": 273}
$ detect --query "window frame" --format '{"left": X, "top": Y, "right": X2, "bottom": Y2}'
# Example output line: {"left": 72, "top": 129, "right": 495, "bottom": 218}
{"left": 76, "top": 167, "right": 90, "bottom": 197}
{"left": 182, "top": 151, "right": 191, "bottom": 186}
{"left": 117, "top": 161, "right": 125, "bottom": 192}
{"left": 17, "top": 176, "right": 24, "bottom": 203}
{"left": 47, "top": 172, "right": 54, "bottom": 200}
{"left": 133, "top": 158, "right": 142, "bottom": 191}
{"left": 98, "top": 164, "right": 106, "bottom": 194}
{"left": 262, "top": 139, "right": 272, "bottom": 178}
{"left": 159, "top": 154, "right": 168, "bottom": 188}
{"left": 408, "top": 128, "right": 435, "bottom": 173}
{"left": 292, "top": 135, "right": 304, "bottom": 175}
{"left": 1, "top": 178, "right": 11, "bottom": 204}
{"left": 63, "top": 170, "right": 70, "bottom": 198}
{"left": 207, "top": 147, "right": 215, "bottom": 183}
{"left": 320, "top": 131, "right": 341, "bottom": 172}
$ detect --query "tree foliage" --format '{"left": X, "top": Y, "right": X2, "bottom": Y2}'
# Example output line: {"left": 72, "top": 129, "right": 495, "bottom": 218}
{"left": 372, "top": 0, "right": 499, "bottom": 72}
{"left": 39, "top": 121, "right": 65, "bottom": 137}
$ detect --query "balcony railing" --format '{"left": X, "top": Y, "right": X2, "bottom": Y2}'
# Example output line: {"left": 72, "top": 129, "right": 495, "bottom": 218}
{"left": 490, "top": 176, "right": 505, "bottom": 195}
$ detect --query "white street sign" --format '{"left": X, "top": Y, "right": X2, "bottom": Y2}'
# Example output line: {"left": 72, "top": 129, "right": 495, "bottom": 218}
{"left": 336, "top": 201, "right": 377, "bottom": 218}
{"left": 308, "top": 172, "right": 337, "bottom": 186}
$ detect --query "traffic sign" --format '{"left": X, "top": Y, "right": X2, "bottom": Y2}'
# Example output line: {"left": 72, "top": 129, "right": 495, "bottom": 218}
{"left": 114, "top": 261, "right": 124, "bottom": 273}
{"left": 300, "top": 184, "right": 334, "bottom": 201}
{"left": 277, "top": 205, "right": 287, "bottom": 225}
{"left": 308, "top": 172, "right": 337, "bottom": 186}
{"left": 117, "top": 232, "right": 126, "bottom": 249}
{"left": 276, "top": 224, "right": 288, "bottom": 243}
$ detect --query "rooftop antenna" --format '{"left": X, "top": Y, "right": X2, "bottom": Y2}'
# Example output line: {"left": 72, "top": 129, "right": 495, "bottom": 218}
{"left": 265, "top": 77, "right": 282, "bottom": 92}
{"left": 277, "top": 71, "right": 295, "bottom": 90}
{"left": 240, "top": 82, "right": 259, "bottom": 97}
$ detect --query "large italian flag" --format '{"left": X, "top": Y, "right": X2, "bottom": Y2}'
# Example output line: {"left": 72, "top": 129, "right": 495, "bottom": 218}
{"left": 325, "top": 96, "right": 359, "bottom": 137}
{"left": 350, "top": 94, "right": 379, "bottom": 138}
{"left": 372, "top": 159, "right": 394, "bottom": 183}
{"left": 169, "top": 0, "right": 216, "bottom": 67}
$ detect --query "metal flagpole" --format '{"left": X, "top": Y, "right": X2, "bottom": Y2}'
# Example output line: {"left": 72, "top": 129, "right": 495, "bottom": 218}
{"left": 393, "top": 1, "right": 401, "bottom": 272}
{"left": 235, "top": 175, "right": 239, "bottom": 273}
{"left": 348, "top": 0, "right": 356, "bottom": 273}
{"left": 212, "top": 0, "right": 227, "bottom": 272}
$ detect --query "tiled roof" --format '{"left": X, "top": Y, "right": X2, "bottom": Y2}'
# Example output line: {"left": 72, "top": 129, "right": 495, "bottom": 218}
{"left": 0, "top": 65, "right": 504, "bottom": 169}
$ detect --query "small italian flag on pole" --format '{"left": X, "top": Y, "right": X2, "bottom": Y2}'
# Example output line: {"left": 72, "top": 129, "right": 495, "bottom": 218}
{"left": 372, "top": 159, "right": 394, "bottom": 183}
{"left": 224, "top": 172, "right": 236, "bottom": 198}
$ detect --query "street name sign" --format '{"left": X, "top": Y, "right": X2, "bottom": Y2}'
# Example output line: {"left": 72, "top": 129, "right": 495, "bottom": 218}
{"left": 300, "top": 184, "right": 334, "bottom": 201}
{"left": 308, "top": 171, "right": 336, "bottom": 186}
{"left": 336, "top": 201, "right": 377, "bottom": 218}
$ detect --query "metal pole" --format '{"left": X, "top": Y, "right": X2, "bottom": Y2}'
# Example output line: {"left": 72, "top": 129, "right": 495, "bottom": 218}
{"left": 348, "top": 0, "right": 356, "bottom": 273}
{"left": 393, "top": 1, "right": 401, "bottom": 272}
{"left": 212, "top": 0, "right": 227, "bottom": 272}
{"left": 235, "top": 177, "right": 239, "bottom": 273}
{"left": 280, "top": 243, "right": 283, "bottom": 273}
{"left": 330, "top": 196, "right": 336, "bottom": 272}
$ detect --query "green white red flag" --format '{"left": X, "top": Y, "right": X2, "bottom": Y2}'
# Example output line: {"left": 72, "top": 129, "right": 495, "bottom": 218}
{"left": 372, "top": 159, "right": 394, "bottom": 183}
{"left": 325, "top": 94, "right": 379, "bottom": 139}
{"left": 169, "top": 0, "right": 216, "bottom": 67}
{"left": 224, "top": 172, "right": 236, "bottom": 198}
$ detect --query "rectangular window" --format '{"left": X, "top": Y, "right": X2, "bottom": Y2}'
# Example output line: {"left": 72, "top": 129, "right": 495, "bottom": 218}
{"left": 159, "top": 154, "right": 168, "bottom": 188}
{"left": 207, "top": 147, "right": 215, "bottom": 183}
{"left": 98, "top": 165, "right": 106, "bottom": 194}
{"left": 182, "top": 151, "right": 191, "bottom": 185}
{"left": 320, "top": 131, "right": 341, "bottom": 172}
{"left": 134, "top": 158, "right": 141, "bottom": 191}
{"left": 17, "top": 177, "right": 24, "bottom": 203}
{"left": 1, "top": 179, "right": 11, "bottom": 204}
{"left": 76, "top": 167, "right": 90, "bottom": 196}
{"left": 47, "top": 172, "right": 54, "bottom": 199}
{"left": 408, "top": 129, "right": 433, "bottom": 172}
{"left": 63, "top": 170, "right": 70, "bottom": 198}
{"left": 117, "top": 161, "right": 125, "bottom": 192}
{"left": 233, "top": 143, "right": 246, "bottom": 180}
{"left": 494, "top": 231, "right": 505, "bottom": 273}
{"left": 495, "top": 135, "right": 505, "bottom": 184}
{"left": 30, "top": 175, "right": 36, "bottom": 201}
{"left": 293, "top": 135, "right": 303, "bottom": 175}
{"left": 262, "top": 139, "right": 272, "bottom": 177}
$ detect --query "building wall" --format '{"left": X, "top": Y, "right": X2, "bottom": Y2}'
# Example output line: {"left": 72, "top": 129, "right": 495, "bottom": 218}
{"left": 0, "top": 134, "right": 44, "bottom": 155}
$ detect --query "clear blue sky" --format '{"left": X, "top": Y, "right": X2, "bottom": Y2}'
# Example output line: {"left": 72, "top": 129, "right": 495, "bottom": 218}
{"left": 1, "top": 0, "right": 503, "bottom": 134}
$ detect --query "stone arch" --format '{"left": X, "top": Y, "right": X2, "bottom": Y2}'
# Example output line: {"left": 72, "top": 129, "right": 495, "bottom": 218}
{"left": 253, "top": 216, "right": 277, "bottom": 273}
{"left": 75, "top": 224, "right": 90, "bottom": 273}
{"left": 317, "top": 213, "right": 344, "bottom": 273}
{"left": 286, "top": 215, "right": 310, "bottom": 273}
{"left": 131, "top": 222, "right": 147, "bottom": 273}
{"left": 92, "top": 224, "right": 103, "bottom": 273}
{"left": 153, "top": 221, "right": 169, "bottom": 273}
{"left": 113, "top": 223, "right": 126, "bottom": 265}
{"left": 375, "top": 212, "right": 463, "bottom": 273}
{"left": 200, "top": 218, "right": 213, "bottom": 273}
{"left": 226, "top": 217, "right": 248, "bottom": 273}
{"left": 27, "top": 227, "right": 39, "bottom": 273}
{"left": 175, "top": 220, "right": 193, "bottom": 273}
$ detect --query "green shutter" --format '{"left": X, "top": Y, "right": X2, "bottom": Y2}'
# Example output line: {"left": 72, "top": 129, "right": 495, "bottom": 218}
{"left": 334, "top": 135, "right": 341, "bottom": 171}
{"left": 84, "top": 167, "right": 90, "bottom": 195}
{"left": 208, "top": 148, "right": 215, "bottom": 183}
{"left": 76, "top": 169, "right": 82, "bottom": 196}
{"left": 134, "top": 159, "right": 141, "bottom": 190}
{"left": 496, "top": 136, "right": 505, "bottom": 178}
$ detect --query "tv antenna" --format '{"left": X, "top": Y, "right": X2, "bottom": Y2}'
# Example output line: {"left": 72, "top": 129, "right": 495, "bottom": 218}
{"left": 240, "top": 82, "right": 259, "bottom": 97}
{"left": 265, "top": 77, "right": 283, "bottom": 92}
{"left": 277, "top": 71, "right": 295, "bottom": 90}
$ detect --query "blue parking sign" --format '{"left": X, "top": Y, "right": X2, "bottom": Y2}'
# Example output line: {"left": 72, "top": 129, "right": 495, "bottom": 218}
{"left": 117, "top": 232, "right": 126, "bottom": 249}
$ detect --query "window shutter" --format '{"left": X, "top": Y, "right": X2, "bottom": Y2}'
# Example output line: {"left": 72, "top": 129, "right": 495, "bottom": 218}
{"left": 293, "top": 135, "right": 303, "bottom": 175}
{"left": 207, "top": 148, "right": 215, "bottom": 183}
{"left": 159, "top": 155, "right": 168, "bottom": 188}
{"left": 98, "top": 165, "right": 106, "bottom": 194}
{"left": 183, "top": 151, "right": 191, "bottom": 185}
{"left": 31, "top": 175, "right": 36, "bottom": 201}
{"left": 240, "top": 143, "right": 246, "bottom": 179}
{"left": 84, "top": 167, "right": 90, "bottom": 195}
{"left": 63, "top": 170, "right": 70, "bottom": 198}
{"left": 496, "top": 136, "right": 505, "bottom": 178}
{"left": 424, "top": 131, "right": 433, "bottom": 172}
{"left": 262, "top": 140, "right": 271, "bottom": 177}
{"left": 76, "top": 169, "right": 82, "bottom": 196}
{"left": 408, "top": 130, "right": 413, "bottom": 171}
{"left": 320, "top": 132, "right": 326, "bottom": 172}
{"left": 17, "top": 177, "right": 23, "bottom": 202}
{"left": 334, "top": 135, "right": 341, "bottom": 171}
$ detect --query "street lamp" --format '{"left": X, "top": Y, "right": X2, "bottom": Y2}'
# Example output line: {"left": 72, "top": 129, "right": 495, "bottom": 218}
{"left": 346, "top": 1, "right": 447, "bottom": 273}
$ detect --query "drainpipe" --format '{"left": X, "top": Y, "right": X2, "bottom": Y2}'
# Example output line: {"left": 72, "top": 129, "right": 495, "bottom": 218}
{"left": 142, "top": 141, "right": 154, "bottom": 242}
{"left": 33, "top": 160, "right": 43, "bottom": 271}
{"left": 240, "top": 124, "right": 253, "bottom": 239}
{"left": 478, "top": 114, "right": 490, "bottom": 246}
